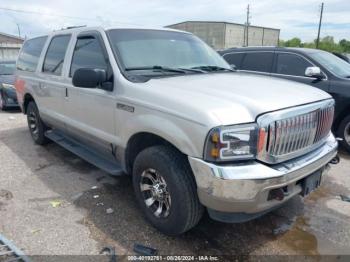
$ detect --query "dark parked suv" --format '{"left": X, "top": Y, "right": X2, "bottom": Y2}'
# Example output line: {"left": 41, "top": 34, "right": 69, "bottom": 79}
{"left": 0, "top": 60, "right": 18, "bottom": 110}
{"left": 219, "top": 47, "right": 350, "bottom": 152}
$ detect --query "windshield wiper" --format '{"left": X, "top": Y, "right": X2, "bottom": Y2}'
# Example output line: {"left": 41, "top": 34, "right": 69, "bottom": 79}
{"left": 178, "top": 67, "right": 206, "bottom": 73}
{"left": 125, "top": 66, "right": 187, "bottom": 74}
{"left": 191, "top": 65, "right": 235, "bottom": 72}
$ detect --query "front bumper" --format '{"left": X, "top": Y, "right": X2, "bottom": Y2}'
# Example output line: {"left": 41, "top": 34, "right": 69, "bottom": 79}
{"left": 188, "top": 134, "right": 338, "bottom": 220}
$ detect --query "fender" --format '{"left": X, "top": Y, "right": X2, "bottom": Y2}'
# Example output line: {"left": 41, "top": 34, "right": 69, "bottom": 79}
{"left": 120, "top": 113, "right": 209, "bottom": 158}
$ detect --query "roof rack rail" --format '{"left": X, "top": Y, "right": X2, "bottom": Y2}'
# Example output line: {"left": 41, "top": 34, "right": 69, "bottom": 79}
{"left": 60, "top": 25, "right": 86, "bottom": 30}
{"left": 242, "top": 45, "right": 277, "bottom": 48}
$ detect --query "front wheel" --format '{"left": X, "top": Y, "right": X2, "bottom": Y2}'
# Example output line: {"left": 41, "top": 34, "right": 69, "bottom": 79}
{"left": 132, "top": 146, "right": 204, "bottom": 236}
{"left": 338, "top": 115, "right": 350, "bottom": 153}
{"left": 26, "top": 101, "right": 49, "bottom": 145}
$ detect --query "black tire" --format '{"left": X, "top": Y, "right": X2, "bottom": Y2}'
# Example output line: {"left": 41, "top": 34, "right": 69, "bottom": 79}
{"left": 337, "top": 115, "right": 350, "bottom": 153}
{"left": 132, "top": 145, "right": 204, "bottom": 235}
{"left": 0, "top": 92, "right": 6, "bottom": 111}
{"left": 26, "top": 101, "right": 49, "bottom": 145}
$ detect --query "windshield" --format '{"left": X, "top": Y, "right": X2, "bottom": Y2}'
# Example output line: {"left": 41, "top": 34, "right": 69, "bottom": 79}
{"left": 107, "top": 29, "right": 230, "bottom": 76}
{"left": 0, "top": 61, "right": 16, "bottom": 75}
{"left": 309, "top": 51, "right": 350, "bottom": 78}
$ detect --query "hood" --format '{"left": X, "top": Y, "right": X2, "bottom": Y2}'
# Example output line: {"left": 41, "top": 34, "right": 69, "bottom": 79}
{"left": 0, "top": 75, "right": 15, "bottom": 85}
{"left": 137, "top": 72, "right": 332, "bottom": 126}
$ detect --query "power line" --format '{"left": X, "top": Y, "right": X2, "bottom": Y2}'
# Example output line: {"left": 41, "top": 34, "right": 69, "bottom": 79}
{"left": 0, "top": 6, "right": 140, "bottom": 26}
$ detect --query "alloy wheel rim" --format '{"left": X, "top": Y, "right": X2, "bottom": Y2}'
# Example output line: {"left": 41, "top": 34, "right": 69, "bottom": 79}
{"left": 28, "top": 110, "right": 39, "bottom": 139}
{"left": 140, "top": 168, "right": 171, "bottom": 218}
{"left": 345, "top": 122, "right": 350, "bottom": 145}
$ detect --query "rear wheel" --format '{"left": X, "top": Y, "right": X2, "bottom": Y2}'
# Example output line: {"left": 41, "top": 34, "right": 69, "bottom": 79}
{"left": 132, "top": 145, "right": 204, "bottom": 236}
{"left": 338, "top": 115, "right": 350, "bottom": 153}
{"left": 26, "top": 101, "right": 49, "bottom": 145}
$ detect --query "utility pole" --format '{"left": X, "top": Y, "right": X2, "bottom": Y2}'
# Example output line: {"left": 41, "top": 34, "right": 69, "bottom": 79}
{"left": 316, "top": 2, "right": 324, "bottom": 49}
{"left": 245, "top": 4, "right": 251, "bottom": 47}
{"left": 16, "top": 23, "right": 21, "bottom": 38}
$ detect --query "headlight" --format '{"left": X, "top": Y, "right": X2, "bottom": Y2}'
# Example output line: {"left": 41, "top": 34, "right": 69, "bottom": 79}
{"left": 2, "top": 83, "right": 15, "bottom": 89}
{"left": 204, "top": 123, "right": 259, "bottom": 162}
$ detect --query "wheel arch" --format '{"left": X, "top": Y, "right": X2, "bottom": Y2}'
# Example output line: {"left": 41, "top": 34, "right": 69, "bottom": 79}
{"left": 23, "top": 93, "right": 35, "bottom": 114}
{"left": 120, "top": 113, "right": 205, "bottom": 174}
{"left": 124, "top": 132, "right": 190, "bottom": 175}
{"left": 333, "top": 104, "right": 350, "bottom": 133}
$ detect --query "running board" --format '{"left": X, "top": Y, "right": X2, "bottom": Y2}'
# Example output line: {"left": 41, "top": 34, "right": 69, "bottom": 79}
{"left": 45, "top": 130, "right": 124, "bottom": 176}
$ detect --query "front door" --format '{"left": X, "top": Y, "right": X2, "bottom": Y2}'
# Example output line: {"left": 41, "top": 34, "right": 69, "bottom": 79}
{"left": 272, "top": 52, "right": 329, "bottom": 92}
{"left": 65, "top": 32, "right": 116, "bottom": 153}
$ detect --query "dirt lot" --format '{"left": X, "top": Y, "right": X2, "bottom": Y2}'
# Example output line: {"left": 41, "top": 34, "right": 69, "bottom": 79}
{"left": 1, "top": 109, "right": 350, "bottom": 257}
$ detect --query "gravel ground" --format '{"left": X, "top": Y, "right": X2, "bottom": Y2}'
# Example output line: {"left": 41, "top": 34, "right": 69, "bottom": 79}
{"left": 0, "top": 109, "right": 350, "bottom": 258}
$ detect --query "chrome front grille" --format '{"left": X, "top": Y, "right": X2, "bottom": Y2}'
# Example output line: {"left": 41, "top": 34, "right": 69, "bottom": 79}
{"left": 257, "top": 100, "right": 335, "bottom": 164}
{"left": 267, "top": 106, "right": 334, "bottom": 156}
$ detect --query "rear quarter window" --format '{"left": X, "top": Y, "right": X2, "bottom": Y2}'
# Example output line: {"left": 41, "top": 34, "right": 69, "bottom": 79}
{"left": 17, "top": 36, "right": 47, "bottom": 72}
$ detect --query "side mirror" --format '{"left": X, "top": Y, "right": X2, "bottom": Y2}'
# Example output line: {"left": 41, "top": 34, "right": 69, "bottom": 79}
{"left": 305, "top": 67, "right": 323, "bottom": 79}
{"left": 72, "top": 68, "right": 107, "bottom": 88}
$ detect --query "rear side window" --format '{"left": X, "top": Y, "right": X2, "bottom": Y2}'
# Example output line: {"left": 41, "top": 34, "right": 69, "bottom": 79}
{"left": 70, "top": 36, "right": 108, "bottom": 77}
{"left": 43, "top": 35, "right": 71, "bottom": 75}
{"left": 223, "top": 53, "right": 244, "bottom": 68}
{"left": 241, "top": 52, "right": 274, "bottom": 73}
{"left": 275, "top": 53, "right": 313, "bottom": 77}
{"left": 17, "top": 36, "right": 47, "bottom": 72}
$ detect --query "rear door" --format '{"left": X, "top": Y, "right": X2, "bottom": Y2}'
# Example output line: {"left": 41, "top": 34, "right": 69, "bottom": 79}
{"left": 272, "top": 52, "right": 329, "bottom": 92}
{"left": 239, "top": 51, "right": 274, "bottom": 76}
{"left": 37, "top": 34, "right": 72, "bottom": 128}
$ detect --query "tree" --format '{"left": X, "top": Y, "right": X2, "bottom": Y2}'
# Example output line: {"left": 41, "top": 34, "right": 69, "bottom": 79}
{"left": 284, "top": 37, "right": 302, "bottom": 47}
{"left": 340, "top": 39, "right": 350, "bottom": 52}
{"left": 317, "top": 36, "right": 342, "bottom": 52}
{"left": 279, "top": 36, "right": 349, "bottom": 53}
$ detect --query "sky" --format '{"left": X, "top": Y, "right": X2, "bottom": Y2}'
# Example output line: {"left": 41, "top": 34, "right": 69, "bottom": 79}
{"left": 0, "top": 0, "right": 349, "bottom": 42}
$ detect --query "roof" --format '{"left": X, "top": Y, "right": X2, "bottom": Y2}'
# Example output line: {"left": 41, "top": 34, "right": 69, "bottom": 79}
{"left": 166, "top": 21, "right": 280, "bottom": 31}
{"left": 0, "top": 32, "right": 24, "bottom": 41}
{"left": 219, "top": 46, "right": 324, "bottom": 54}
{"left": 23, "top": 26, "right": 190, "bottom": 42}
{"left": 48, "top": 25, "right": 187, "bottom": 35}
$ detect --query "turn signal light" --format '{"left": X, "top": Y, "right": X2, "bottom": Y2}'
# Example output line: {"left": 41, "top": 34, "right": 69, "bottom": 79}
{"left": 257, "top": 128, "right": 266, "bottom": 153}
{"left": 210, "top": 148, "right": 219, "bottom": 158}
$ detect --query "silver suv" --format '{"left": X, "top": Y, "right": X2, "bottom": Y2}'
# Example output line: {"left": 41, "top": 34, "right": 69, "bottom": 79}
{"left": 15, "top": 26, "right": 338, "bottom": 235}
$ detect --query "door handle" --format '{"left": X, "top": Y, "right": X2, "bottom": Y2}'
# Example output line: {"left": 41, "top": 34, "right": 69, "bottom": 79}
{"left": 65, "top": 88, "right": 68, "bottom": 97}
